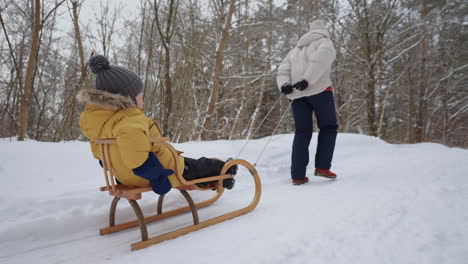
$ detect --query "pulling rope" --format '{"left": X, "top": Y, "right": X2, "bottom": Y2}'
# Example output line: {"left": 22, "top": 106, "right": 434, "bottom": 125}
{"left": 234, "top": 95, "right": 283, "bottom": 159}
{"left": 253, "top": 99, "right": 292, "bottom": 166}
{"left": 234, "top": 93, "right": 293, "bottom": 166}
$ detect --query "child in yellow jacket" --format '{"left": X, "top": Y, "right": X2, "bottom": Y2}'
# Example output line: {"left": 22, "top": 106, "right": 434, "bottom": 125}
{"left": 77, "top": 55, "right": 236, "bottom": 194}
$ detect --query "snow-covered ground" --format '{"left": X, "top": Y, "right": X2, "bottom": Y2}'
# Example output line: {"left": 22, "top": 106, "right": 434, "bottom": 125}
{"left": 1, "top": 133, "right": 467, "bottom": 264}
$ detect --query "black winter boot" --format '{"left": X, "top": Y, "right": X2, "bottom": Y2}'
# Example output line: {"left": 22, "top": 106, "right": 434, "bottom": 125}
{"left": 183, "top": 157, "right": 237, "bottom": 190}
{"left": 222, "top": 158, "right": 237, "bottom": 190}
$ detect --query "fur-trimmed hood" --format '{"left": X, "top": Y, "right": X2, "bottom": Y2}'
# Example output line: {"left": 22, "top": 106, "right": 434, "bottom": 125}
{"left": 77, "top": 89, "right": 184, "bottom": 189}
{"left": 76, "top": 89, "right": 136, "bottom": 110}
{"left": 77, "top": 88, "right": 141, "bottom": 145}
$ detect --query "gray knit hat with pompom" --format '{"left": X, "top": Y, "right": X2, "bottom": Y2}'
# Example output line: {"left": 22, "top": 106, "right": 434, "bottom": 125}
{"left": 88, "top": 55, "right": 143, "bottom": 102}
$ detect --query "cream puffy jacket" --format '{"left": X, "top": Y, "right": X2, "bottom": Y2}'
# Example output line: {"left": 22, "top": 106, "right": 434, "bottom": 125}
{"left": 276, "top": 20, "right": 336, "bottom": 100}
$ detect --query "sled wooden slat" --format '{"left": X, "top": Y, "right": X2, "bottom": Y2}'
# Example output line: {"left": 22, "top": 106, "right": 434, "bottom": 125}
{"left": 99, "top": 190, "right": 223, "bottom": 235}
{"left": 132, "top": 159, "right": 261, "bottom": 250}
{"left": 95, "top": 138, "right": 261, "bottom": 250}
{"left": 100, "top": 144, "right": 112, "bottom": 192}
{"left": 104, "top": 144, "right": 117, "bottom": 192}
{"left": 99, "top": 185, "right": 152, "bottom": 200}
{"left": 99, "top": 185, "right": 152, "bottom": 194}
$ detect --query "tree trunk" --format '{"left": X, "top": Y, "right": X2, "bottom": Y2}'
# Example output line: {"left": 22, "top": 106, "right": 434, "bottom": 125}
{"left": 201, "top": 0, "right": 236, "bottom": 140}
{"left": 154, "top": 0, "right": 178, "bottom": 136}
{"left": 415, "top": 0, "right": 427, "bottom": 142}
{"left": 72, "top": 1, "right": 89, "bottom": 89}
{"left": 0, "top": 10, "right": 23, "bottom": 132}
{"left": 137, "top": 2, "right": 146, "bottom": 76}
{"left": 407, "top": 68, "right": 415, "bottom": 143}
{"left": 143, "top": 16, "right": 156, "bottom": 102}
{"left": 247, "top": 0, "right": 273, "bottom": 139}
{"left": 18, "top": 0, "right": 41, "bottom": 141}
{"left": 366, "top": 69, "right": 377, "bottom": 136}
{"left": 163, "top": 47, "right": 173, "bottom": 134}
{"left": 363, "top": 2, "right": 377, "bottom": 136}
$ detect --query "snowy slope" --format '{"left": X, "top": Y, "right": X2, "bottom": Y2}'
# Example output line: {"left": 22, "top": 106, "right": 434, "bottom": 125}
{"left": 1, "top": 134, "right": 467, "bottom": 264}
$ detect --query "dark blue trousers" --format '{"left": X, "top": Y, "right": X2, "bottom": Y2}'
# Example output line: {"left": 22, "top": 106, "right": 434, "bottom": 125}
{"left": 291, "top": 90, "right": 338, "bottom": 180}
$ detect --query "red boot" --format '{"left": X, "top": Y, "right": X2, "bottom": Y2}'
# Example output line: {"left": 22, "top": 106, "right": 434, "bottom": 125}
{"left": 315, "top": 168, "right": 337, "bottom": 179}
{"left": 292, "top": 177, "right": 309, "bottom": 185}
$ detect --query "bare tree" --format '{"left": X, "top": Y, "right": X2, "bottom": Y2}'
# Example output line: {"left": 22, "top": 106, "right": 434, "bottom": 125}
{"left": 0, "top": 0, "right": 465, "bottom": 147}
{"left": 245, "top": 0, "right": 274, "bottom": 139}
{"left": 15, "top": 0, "right": 65, "bottom": 140}
{"left": 201, "top": 0, "right": 236, "bottom": 140}
{"left": 154, "top": 0, "right": 179, "bottom": 135}
{"left": 95, "top": 0, "right": 120, "bottom": 56}
{"left": 342, "top": 0, "right": 398, "bottom": 136}
{"left": 414, "top": 0, "right": 427, "bottom": 142}
{"left": 16, "top": 0, "right": 41, "bottom": 140}
{"left": 70, "top": 0, "right": 88, "bottom": 89}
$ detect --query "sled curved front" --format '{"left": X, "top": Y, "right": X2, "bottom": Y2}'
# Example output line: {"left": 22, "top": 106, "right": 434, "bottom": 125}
{"left": 95, "top": 138, "right": 261, "bottom": 250}
{"left": 131, "top": 158, "right": 262, "bottom": 250}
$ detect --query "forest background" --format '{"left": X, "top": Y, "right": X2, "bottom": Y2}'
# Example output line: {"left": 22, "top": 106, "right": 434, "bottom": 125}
{"left": 1, "top": 0, "right": 466, "bottom": 147}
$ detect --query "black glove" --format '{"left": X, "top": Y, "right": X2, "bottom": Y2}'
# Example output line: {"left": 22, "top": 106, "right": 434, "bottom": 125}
{"left": 293, "top": 80, "right": 308, "bottom": 91}
{"left": 281, "top": 84, "right": 293, "bottom": 95}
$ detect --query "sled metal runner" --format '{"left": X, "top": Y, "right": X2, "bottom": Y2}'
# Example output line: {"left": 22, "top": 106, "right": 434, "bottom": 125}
{"left": 96, "top": 137, "right": 261, "bottom": 250}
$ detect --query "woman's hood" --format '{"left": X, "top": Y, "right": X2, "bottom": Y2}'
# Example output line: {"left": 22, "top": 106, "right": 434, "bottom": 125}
{"left": 296, "top": 20, "right": 330, "bottom": 48}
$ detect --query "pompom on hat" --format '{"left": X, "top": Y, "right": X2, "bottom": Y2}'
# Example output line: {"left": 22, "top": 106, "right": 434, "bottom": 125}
{"left": 88, "top": 54, "right": 143, "bottom": 102}
{"left": 89, "top": 54, "right": 110, "bottom": 74}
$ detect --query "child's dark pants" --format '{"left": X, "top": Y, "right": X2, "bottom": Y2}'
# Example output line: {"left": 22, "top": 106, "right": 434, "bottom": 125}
{"left": 291, "top": 90, "right": 338, "bottom": 180}
{"left": 182, "top": 157, "right": 225, "bottom": 181}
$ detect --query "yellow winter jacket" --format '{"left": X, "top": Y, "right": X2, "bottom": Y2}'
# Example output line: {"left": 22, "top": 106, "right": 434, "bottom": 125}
{"left": 77, "top": 89, "right": 183, "bottom": 188}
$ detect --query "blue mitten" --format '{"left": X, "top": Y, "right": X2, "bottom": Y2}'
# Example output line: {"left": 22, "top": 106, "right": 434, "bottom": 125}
{"left": 132, "top": 152, "right": 174, "bottom": 195}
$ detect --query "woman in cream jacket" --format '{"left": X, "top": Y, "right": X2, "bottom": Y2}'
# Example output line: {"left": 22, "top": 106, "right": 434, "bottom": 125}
{"left": 277, "top": 20, "right": 339, "bottom": 185}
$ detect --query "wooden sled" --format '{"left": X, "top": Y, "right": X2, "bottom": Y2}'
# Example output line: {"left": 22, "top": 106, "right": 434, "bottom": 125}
{"left": 96, "top": 137, "right": 261, "bottom": 250}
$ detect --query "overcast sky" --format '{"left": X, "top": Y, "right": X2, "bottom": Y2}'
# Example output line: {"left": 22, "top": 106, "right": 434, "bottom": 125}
{"left": 77, "top": 0, "right": 288, "bottom": 22}
{"left": 55, "top": 0, "right": 287, "bottom": 55}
